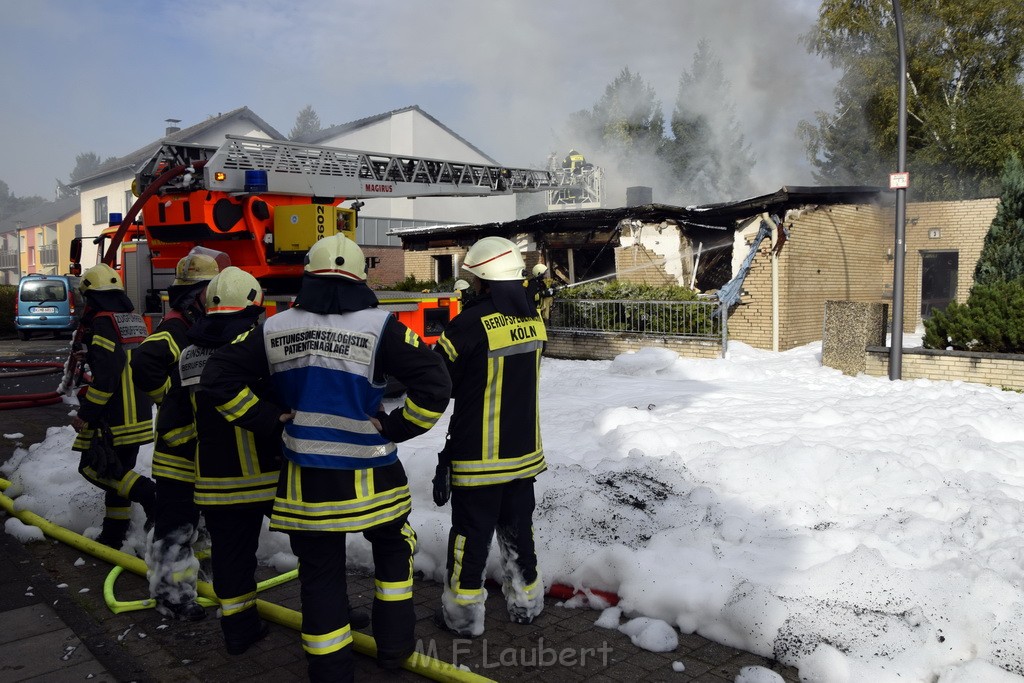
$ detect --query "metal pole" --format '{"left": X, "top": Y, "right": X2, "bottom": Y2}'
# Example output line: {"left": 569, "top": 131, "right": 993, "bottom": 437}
{"left": 889, "top": 0, "right": 908, "bottom": 380}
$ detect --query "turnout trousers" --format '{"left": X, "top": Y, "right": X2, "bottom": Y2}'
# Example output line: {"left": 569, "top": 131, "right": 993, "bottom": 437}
{"left": 442, "top": 477, "right": 544, "bottom": 636}
{"left": 78, "top": 444, "right": 156, "bottom": 547}
{"left": 289, "top": 517, "right": 417, "bottom": 683}
{"left": 148, "top": 477, "right": 201, "bottom": 603}
{"left": 203, "top": 504, "right": 269, "bottom": 646}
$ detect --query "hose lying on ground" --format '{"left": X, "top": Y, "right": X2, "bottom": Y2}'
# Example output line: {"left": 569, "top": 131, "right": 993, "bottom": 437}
{"left": 0, "top": 477, "right": 493, "bottom": 683}
{"left": 0, "top": 361, "right": 64, "bottom": 409}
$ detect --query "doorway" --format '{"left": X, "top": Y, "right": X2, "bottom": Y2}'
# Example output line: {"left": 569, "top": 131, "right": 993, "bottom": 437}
{"left": 920, "top": 251, "right": 958, "bottom": 318}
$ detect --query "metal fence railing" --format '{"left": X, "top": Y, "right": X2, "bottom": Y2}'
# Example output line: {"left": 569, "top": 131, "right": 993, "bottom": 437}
{"left": 548, "top": 298, "right": 725, "bottom": 344}
{"left": 39, "top": 243, "right": 59, "bottom": 267}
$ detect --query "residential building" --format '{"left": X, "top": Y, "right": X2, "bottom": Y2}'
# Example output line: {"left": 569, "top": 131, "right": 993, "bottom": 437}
{"left": 0, "top": 196, "right": 82, "bottom": 284}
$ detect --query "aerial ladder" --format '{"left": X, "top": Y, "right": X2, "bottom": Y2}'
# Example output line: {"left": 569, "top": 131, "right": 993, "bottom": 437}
{"left": 72, "top": 135, "right": 560, "bottom": 341}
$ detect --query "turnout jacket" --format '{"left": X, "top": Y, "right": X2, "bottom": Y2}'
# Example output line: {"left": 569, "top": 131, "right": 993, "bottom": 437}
{"left": 73, "top": 309, "right": 153, "bottom": 452}
{"left": 434, "top": 295, "right": 547, "bottom": 487}
{"left": 181, "top": 315, "right": 284, "bottom": 508}
{"left": 130, "top": 312, "right": 196, "bottom": 483}
{"left": 201, "top": 306, "right": 451, "bottom": 534}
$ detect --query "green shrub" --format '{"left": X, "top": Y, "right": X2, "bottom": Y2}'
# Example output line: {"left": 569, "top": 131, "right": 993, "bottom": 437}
{"left": 923, "top": 280, "right": 1024, "bottom": 353}
{"left": 0, "top": 285, "right": 15, "bottom": 334}
{"left": 380, "top": 275, "right": 440, "bottom": 292}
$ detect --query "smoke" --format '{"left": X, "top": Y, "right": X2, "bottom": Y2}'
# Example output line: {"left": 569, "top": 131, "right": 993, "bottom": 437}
{"left": 0, "top": 1, "right": 837, "bottom": 202}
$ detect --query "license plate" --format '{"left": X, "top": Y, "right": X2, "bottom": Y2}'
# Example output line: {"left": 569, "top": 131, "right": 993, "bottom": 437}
{"left": 33, "top": 307, "right": 57, "bottom": 313}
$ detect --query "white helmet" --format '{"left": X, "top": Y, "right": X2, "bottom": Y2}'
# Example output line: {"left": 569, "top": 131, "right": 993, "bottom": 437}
{"left": 304, "top": 234, "right": 367, "bottom": 282}
{"left": 205, "top": 266, "right": 264, "bottom": 315}
{"left": 532, "top": 263, "right": 548, "bottom": 277}
{"left": 80, "top": 264, "right": 123, "bottom": 293}
{"left": 462, "top": 236, "right": 525, "bottom": 282}
{"left": 172, "top": 253, "right": 220, "bottom": 286}
{"left": 453, "top": 279, "right": 470, "bottom": 291}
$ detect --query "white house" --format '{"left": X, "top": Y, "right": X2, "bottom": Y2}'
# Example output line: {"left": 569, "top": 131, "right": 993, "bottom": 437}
{"left": 70, "top": 106, "right": 284, "bottom": 269}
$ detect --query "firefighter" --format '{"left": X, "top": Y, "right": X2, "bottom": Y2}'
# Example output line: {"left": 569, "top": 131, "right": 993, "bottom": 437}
{"left": 527, "top": 263, "right": 556, "bottom": 322}
{"left": 453, "top": 278, "right": 476, "bottom": 309}
{"left": 200, "top": 234, "right": 450, "bottom": 681}
{"left": 562, "top": 148, "right": 586, "bottom": 174}
{"left": 433, "top": 236, "right": 547, "bottom": 637}
{"left": 180, "top": 266, "right": 282, "bottom": 655}
{"left": 130, "top": 252, "right": 220, "bottom": 621}
{"left": 70, "top": 264, "right": 156, "bottom": 549}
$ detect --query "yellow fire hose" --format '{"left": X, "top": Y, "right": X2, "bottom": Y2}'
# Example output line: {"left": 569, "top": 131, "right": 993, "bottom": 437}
{"left": 0, "top": 477, "right": 492, "bottom": 683}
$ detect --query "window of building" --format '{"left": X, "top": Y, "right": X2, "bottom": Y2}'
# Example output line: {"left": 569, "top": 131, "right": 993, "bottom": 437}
{"left": 920, "top": 250, "right": 959, "bottom": 318}
{"left": 125, "top": 189, "right": 135, "bottom": 214}
{"left": 28, "top": 246, "right": 35, "bottom": 266}
{"left": 433, "top": 254, "right": 454, "bottom": 283}
{"left": 93, "top": 196, "right": 108, "bottom": 225}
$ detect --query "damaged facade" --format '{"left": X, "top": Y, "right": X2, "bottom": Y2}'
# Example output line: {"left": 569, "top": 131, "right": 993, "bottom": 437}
{"left": 391, "top": 187, "right": 1000, "bottom": 353}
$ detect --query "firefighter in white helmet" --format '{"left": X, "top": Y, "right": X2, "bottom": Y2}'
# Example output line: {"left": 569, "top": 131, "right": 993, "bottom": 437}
{"left": 433, "top": 236, "right": 547, "bottom": 637}
{"left": 200, "top": 235, "right": 450, "bottom": 680}
{"left": 71, "top": 263, "right": 156, "bottom": 549}
{"left": 172, "top": 266, "right": 281, "bottom": 655}
{"left": 131, "top": 251, "right": 221, "bottom": 622}
{"left": 527, "top": 262, "right": 556, "bottom": 321}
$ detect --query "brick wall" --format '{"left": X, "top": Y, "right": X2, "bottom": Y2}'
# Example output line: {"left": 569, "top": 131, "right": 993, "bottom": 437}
{"left": 863, "top": 347, "right": 1024, "bottom": 391}
{"left": 363, "top": 245, "right": 405, "bottom": 288}
{"left": 545, "top": 330, "right": 721, "bottom": 360}
{"left": 614, "top": 245, "right": 679, "bottom": 286}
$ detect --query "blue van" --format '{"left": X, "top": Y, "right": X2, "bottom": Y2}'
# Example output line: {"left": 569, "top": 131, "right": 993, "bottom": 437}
{"left": 14, "top": 274, "right": 84, "bottom": 340}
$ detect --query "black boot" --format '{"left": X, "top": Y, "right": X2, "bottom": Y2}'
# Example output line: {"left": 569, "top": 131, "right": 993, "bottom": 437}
{"left": 156, "top": 598, "right": 207, "bottom": 622}
{"left": 95, "top": 518, "right": 129, "bottom": 549}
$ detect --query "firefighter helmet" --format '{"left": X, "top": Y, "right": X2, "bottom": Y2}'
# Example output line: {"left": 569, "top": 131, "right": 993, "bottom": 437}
{"left": 532, "top": 263, "right": 548, "bottom": 277}
{"left": 172, "top": 253, "right": 220, "bottom": 286}
{"left": 80, "top": 264, "right": 123, "bottom": 293}
{"left": 453, "top": 279, "right": 470, "bottom": 291}
{"left": 304, "top": 234, "right": 367, "bottom": 282}
{"left": 205, "top": 266, "right": 264, "bottom": 315}
{"left": 462, "top": 237, "right": 525, "bottom": 282}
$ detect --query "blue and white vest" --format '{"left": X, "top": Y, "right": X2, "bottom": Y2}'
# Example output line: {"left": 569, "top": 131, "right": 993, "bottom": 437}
{"left": 263, "top": 307, "right": 395, "bottom": 470}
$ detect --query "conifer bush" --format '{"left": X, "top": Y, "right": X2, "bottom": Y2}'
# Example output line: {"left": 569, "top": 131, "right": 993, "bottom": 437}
{"left": 924, "top": 154, "right": 1024, "bottom": 353}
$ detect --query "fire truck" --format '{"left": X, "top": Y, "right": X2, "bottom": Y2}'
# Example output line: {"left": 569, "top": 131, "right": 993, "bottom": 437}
{"left": 70, "top": 135, "right": 556, "bottom": 344}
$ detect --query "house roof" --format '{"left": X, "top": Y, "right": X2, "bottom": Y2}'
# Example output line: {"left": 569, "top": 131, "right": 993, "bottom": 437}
{"left": 70, "top": 106, "right": 285, "bottom": 187}
{"left": 389, "top": 186, "right": 887, "bottom": 244}
{"left": 0, "top": 195, "right": 81, "bottom": 235}
{"left": 295, "top": 105, "right": 501, "bottom": 165}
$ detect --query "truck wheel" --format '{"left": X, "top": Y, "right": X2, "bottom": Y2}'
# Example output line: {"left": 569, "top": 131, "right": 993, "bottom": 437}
{"left": 18, "top": 330, "right": 30, "bottom": 341}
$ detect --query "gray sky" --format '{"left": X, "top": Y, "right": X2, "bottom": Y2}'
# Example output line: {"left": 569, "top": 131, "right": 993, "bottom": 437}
{"left": 0, "top": 0, "right": 837, "bottom": 201}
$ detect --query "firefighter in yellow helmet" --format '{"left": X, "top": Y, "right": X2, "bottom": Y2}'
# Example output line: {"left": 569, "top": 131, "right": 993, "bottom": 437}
{"left": 130, "top": 251, "right": 221, "bottom": 622}
{"left": 71, "top": 263, "right": 156, "bottom": 549}
{"left": 433, "top": 236, "right": 547, "bottom": 637}
{"left": 200, "top": 235, "right": 450, "bottom": 680}
{"left": 174, "top": 266, "right": 281, "bottom": 655}
{"left": 527, "top": 262, "right": 556, "bottom": 321}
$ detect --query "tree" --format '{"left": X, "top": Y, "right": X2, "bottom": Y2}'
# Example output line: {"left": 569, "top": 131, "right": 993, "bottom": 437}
{"left": 0, "top": 179, "right": 45, "bottom": 223}
{"left": 662, "top": 40, "right": 756, "bottom": 204}
{"left": 289, "top": 105, "right": 322, "bottom": 140}
{"left": 974, "top": 154, "right": 1024, "bottom": 285}
{"left": 70, "top": 152, "right": 104, "bottom": 183}
{"left": 568, "top": 67, "right": 665, "bottom": 179}
{"left": 800, "top": 0, "right": 1024, "bottom": 200}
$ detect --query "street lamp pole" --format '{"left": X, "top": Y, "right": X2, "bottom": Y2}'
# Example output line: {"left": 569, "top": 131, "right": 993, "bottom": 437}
{"left": 889, "top": 0, "right": 908, "bottom": 380}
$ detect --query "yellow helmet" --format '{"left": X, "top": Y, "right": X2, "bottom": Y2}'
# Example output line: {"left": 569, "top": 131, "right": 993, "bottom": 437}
{"left": 532, "top": 263, "right": 548, "bottom": 277}
{"left": 172, "top": 253, "right": 220, "bottom": 286}
{"left": 462, "top": 236, "right": 525, "bottom": 282}
{"left": 205, "top": 266, "right": 264, "bottom": 315}
{"left": 304, "top": 234, "right": 367, "bottom": 282}
{"left": 80, "top": 264, "right": 123, "bottom": 293}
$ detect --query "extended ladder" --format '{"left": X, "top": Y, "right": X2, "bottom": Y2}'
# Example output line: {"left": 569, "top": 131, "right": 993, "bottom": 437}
{"left": 138, "top": 135, "right": 556, "bottom": 199}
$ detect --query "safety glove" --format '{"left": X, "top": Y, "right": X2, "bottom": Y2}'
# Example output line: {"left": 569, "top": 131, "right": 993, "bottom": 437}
{"left": 432, "top": 447, "right": 451, "bottom": 506}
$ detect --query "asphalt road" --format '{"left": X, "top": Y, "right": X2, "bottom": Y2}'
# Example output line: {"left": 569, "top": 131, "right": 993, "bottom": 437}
{"left": 0, "top": 335, "right": 75, "bottom": 467}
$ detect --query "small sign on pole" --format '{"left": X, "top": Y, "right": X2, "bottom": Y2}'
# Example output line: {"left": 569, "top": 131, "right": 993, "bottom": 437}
{"left": 889, "top": 172, "right": 910, "bottom": 190}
